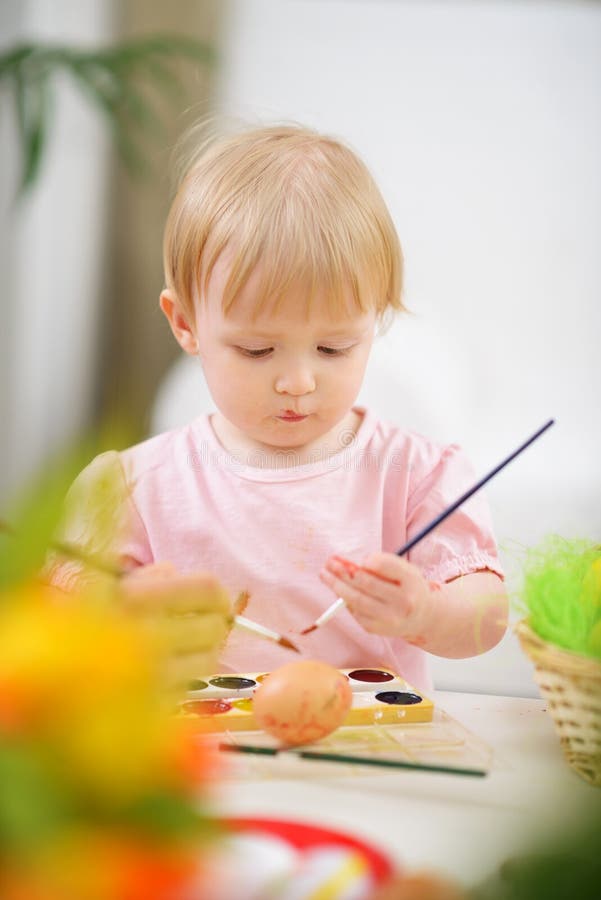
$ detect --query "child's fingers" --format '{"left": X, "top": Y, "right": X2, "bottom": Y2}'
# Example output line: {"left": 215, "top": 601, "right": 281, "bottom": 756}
{"left": 324, "top": 558, "right": 411, "bottom": 610}
{"left": 360, "top": 552, "right": 418, "bottom": 584}
{"left": 157, "top": 612, "right": 231, "bottom": 656}
{"left": 166, "top": 648, "right": 224, "bottom": 692}
{"left": 120, "top": 573, "right": 231, "bottom": 616}
{"left": 125, "top": 561, "right": 178, "bottom": 580}
{"left": 319, "top": 568, "right": 388, "bottom": 620}
{"left": 319, "top": 569, "right": 392, "bottom": 633}
{"left": 349, "top": 608, "right": 387, "bottom": 634}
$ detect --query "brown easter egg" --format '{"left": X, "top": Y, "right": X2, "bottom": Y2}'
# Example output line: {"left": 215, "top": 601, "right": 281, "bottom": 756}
{"left": 252, "top": 659, "right": 352, "bottom": 747}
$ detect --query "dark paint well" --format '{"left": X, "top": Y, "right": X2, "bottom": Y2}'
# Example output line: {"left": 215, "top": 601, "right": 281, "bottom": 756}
{"left": 348, "top": 669, "right": 394, "bottom": 683}
{"left": 209, "top": 676, "right": 257, "bottom": 690}
{"left": 375, "top": 691, "right": 422, "bottom": 706}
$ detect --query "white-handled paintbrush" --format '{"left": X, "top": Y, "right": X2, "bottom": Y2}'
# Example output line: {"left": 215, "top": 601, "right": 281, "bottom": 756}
{"left": 234, "top": 614, "right": 300, "bottom": 653}
{"left": 0, "top": 521, "right": 300, "bottom": 653}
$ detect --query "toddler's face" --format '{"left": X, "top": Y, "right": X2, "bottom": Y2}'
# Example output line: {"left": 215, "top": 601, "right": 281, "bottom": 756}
{"left": 191, "top": 252, "right": 376, "bottom": 454}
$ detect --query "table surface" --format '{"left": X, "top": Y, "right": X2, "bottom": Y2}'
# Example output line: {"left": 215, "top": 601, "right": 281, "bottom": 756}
{"left": 214, "top": 691, "right": 600, "bottom": 887}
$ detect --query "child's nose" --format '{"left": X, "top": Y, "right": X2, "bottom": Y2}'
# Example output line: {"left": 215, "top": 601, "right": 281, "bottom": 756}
{"left": 275, "top": 365, "right": 316, "bottom": 395}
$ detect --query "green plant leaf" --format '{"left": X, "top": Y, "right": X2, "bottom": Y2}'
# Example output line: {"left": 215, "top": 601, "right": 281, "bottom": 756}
{"left": 0, "top": 742, "right": 75, "bottom": 850}
{"left": 68, "top": 55, "right": 162, "bottom": 139}
{"left": 121, "top": 791, "right": 218, "bottom": 840}
{"left": 91, "top": 35, "right": 215, "bottom": 71}
{"left": 14, "top": 64, "right": 51, "bottom": 193}
{"left": 0, "top": 43, "right": 37, "bottom": 79}
{"left": 0, "top": 446, "right": 95, "bottom": 591}
{"left": 0, "top": 36, "right": 215, "bottom": 195}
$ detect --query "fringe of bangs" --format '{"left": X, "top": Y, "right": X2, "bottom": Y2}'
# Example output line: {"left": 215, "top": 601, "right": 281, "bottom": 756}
{"left": 199, "top": 192, "right": 399, "bottom": 322}
{"left": 166, "top": 120, "right": 405, "bottom": 322}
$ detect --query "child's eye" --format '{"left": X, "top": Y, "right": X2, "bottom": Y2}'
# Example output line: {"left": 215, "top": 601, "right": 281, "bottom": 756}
{"left": 238, "top": 348, "right": 273, "bottom": 358}
{"left": 236, "top": 346, "right": 352, "bottom": 359}
{"left": 318, "top": 346, "right": 350, "bottom": 356}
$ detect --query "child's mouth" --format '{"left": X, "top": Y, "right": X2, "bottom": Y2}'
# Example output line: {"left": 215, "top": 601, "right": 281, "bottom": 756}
{"left": 277, "top": 413, "right": 308, "bottom": 422}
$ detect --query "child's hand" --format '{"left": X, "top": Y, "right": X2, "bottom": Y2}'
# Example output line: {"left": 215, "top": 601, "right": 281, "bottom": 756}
{"left": 319, "top": 553, "right": 438, "bottom": 645}
{"left": 119, "top": 562, "right": 232, "bottom": 690}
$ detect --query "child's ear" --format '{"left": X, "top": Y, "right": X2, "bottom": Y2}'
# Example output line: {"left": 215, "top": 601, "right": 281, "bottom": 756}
{"left": 160, "top": 290, "right": 198, "bottom": 355}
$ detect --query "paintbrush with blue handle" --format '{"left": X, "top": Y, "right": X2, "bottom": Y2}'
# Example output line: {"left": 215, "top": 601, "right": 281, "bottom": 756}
{"left": 301, "top": 418, "right": 555, "bottom": 635}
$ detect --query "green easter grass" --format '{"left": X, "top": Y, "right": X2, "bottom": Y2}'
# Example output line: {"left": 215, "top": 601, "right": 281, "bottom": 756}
{"left": 517, "top": 537, "right": 601, "bottom": 660}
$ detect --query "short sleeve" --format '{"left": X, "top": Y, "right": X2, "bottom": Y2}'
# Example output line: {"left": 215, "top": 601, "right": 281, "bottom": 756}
{"left": 406, "top": 444, "right": 504, "bottom": 583}
{"left": 44, "top": 450, "right": 152, "bottom": 592}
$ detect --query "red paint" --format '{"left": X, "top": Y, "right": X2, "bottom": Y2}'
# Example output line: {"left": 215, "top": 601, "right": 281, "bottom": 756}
{"left": 360, "top": 567, "right": 401, "bottom": 586}
{"left": 330, "top": 556, "right": 401, "bottom": 587}
{"left": 407, "top": 635, "right": 427, "bottom": 647}
{"left": 182, "top": 699, "right": 232, "bottom": 716}
{"left": 348, "top": 668, "right": 394, "bottom": 683}
{"left": 330, "top": 555, "right": 359, "bottom": 576}
{"left": 223, "top": 818, "right": 394, "bottom": 883}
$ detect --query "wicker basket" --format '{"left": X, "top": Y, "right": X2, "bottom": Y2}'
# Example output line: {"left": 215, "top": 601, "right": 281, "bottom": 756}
{"left": 516, "top": 620, "right": 601, "bottom": 787}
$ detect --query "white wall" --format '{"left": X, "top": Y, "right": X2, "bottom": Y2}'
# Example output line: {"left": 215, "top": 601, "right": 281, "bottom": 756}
{"left": 0, "top": 0, "right": 114, "bottom": 503}
{"left": 206, "top": 0, "right": 600, "bottom": 695}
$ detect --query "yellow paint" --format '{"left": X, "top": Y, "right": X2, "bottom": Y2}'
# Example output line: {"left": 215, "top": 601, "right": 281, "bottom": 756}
{"left": 305, "top": 851, "right": 369, "bottom": 900}
{"left": 232, "top": 698, "right": 253, "bottom": 712}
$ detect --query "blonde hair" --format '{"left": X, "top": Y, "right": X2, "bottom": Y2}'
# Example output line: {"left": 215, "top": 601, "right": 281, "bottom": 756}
{"left": 163, "top": 124, "right": 405, "bottom": 329}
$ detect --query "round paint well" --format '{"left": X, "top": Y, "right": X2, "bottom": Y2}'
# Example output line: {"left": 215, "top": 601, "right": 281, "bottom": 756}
{"left": 182, "top": 699, "right": 232, "bottom": 716}
{"left": 232, "top": 698, "right": 254, "bottom": 712}
{"left": 209, "top": 676, "right": 256, "bottom": 690}
{"left": 375, "top": 691, "right": 422, "bottom": 705}
{"left": 348, "top": 669, "right": 394, "bottom": 683}
{"left": 188, "top": 679, "right": 208, "bottom": 691}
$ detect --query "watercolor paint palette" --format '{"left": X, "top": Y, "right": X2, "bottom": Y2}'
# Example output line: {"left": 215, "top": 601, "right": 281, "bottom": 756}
{"left": 179, "top": 667, "right": 434, "bottom": 733}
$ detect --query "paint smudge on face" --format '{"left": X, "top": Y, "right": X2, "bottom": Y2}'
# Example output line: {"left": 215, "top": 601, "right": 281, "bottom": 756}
{"left": 188, "top": 679, "right": 208, "bottom": 691}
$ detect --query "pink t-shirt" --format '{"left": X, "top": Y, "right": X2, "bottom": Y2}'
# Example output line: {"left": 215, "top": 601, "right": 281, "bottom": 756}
{"left": 55, "top": 407, "right": 503, "bottom": 691}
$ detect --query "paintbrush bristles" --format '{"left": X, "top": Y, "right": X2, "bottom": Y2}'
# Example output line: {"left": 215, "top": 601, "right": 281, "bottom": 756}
{"left": 234, "top": 615, "right": 300, "bottom": 653}
{"left": 300, "top": 597, "right": 345, "bottom": 635}
{"left": 278, "top": 635, "right": 301, "bottom": 653}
